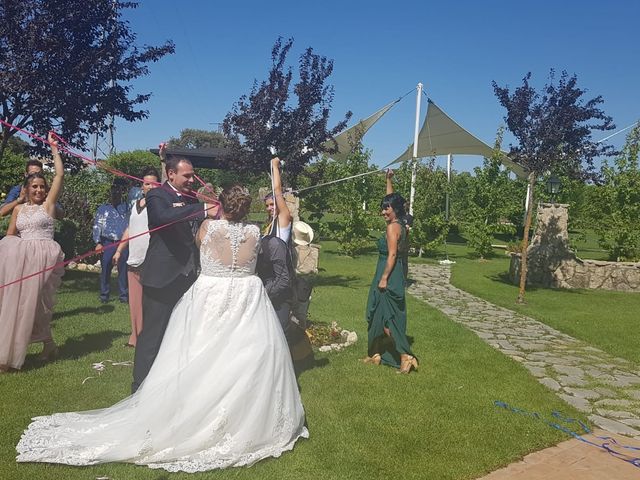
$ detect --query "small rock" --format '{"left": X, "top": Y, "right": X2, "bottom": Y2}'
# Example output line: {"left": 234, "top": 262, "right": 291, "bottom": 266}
{"left": 563, "top": 388, "right": 600, "bottom": 400}
{"left": 346, "top": 331, "right": 358, "bottom": 344}
{"left": 318, "top": 346, "right": 331, "bottom": 353}
{"left": 557, "top": 375, "right": 588, "bottom": 387}
{"left": 558, "top": 393, "right": 592, "bottom": 413}
{"left": 67, "top": 262, "right": 77, "bottom": 269}
{"left": 593, "top": 387, "right": 617, "bottom": 397}
{"left": 589, "top": 414, "right": 640, "bottom": 436}
{"left": 524, "top": 365, "right": 546, "bottom": 377}
{"left": 539, "top": 377, "right": 562, "bottom": 392}
{"left": 594, "top": 398, "right": 634, "bottom": 408}
{"left": 553, "top": 365, "right": 585, "bottom": 377}
{"left": 77, "top": 263, "right": 88, "bottom": 271}
{"left": 595, "top": 409, "right": 639, "bottom": 419}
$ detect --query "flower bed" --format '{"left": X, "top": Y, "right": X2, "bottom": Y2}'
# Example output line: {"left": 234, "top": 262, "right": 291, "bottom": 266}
{"left": 306, "top": 321, "right": 357, "bottom": 352}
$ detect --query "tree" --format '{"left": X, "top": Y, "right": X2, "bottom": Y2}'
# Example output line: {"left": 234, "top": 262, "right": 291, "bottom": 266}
{"left": 223, "top": 37, "right": 351, "bottom": 185}
{"left": 328, "top": 147, "right": 380, "bottom": 256}
{"left": 493, "top": 70, "right": 615, "bottom": 303}
{"left": 409, "top": 161, "right": 450, "bottom": 255}
{"left": 168, "top": 128, "right": 228, "bottom": 149}
{"left": 0, "top": 0, "right": 174, "bottom": 166}
{"left": 0, "top": 144, "right": 29, "bottom": 196}
{"left": 457, "top": 130, "right": 524, "bottom": 258}
{"left": 591, "top": 125, "right": 640, "bottom": 261}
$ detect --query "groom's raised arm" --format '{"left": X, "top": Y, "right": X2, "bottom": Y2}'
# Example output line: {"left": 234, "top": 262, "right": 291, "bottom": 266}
{"left": 146, "top": 189, "right": 207, "bottom": 229}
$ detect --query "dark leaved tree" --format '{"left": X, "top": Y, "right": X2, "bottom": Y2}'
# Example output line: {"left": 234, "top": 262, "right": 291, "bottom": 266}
{"left": 493, "top": 70, "right": 615, "bottom": 303}
{"left": 223, "top": 37, "right": 351, "bottom": 186}
{"left": 0, "top": 0, "right": 174, "bottom": 169}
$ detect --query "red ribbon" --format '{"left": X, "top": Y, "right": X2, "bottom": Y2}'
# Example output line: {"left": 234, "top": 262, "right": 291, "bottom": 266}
{"left": 0, "top": 119, "right": 221, "bottom": 289}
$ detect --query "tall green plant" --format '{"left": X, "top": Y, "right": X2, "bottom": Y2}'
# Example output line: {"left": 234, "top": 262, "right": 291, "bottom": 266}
{"left": 0, "top": 146, "right": 28, "bottom": 197}
{"left": 457, "top": 130, "right": 524, "bottom": 258}
{"left": 409, "top": 160, "right": 449, "bottom": 254}
{"left": 328, "top": 148, "right": 379, "bottom": 256}
{"left": 591, "top": 125, "right": 640, "bottom": 261}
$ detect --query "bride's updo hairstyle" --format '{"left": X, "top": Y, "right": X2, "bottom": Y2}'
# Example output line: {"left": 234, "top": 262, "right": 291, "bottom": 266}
{"left": 219, "top": 184, "right": 252, "bottom": 222}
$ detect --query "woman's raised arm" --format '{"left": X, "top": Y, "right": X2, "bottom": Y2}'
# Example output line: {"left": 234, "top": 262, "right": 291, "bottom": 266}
{"left": 45, "top": 132, "right": 64, "bottom": 214}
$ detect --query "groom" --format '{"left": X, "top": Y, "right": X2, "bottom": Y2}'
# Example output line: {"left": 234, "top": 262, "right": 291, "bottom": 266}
{"left": 131, "top": 153, "right": 217, "bottom": 393}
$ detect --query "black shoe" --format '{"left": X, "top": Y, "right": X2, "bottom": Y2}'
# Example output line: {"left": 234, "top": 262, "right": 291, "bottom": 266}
{"left": 119, "top": 298, "right": 129, "bottom": 304}
{"left": 99, "top": 297, "right": 109, "bottom": 304}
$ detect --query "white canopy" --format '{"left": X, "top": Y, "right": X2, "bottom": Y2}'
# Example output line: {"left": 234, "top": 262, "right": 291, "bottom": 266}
{"left": 323, "top": 98, "right": 399, "bottom": 161}
{"left": 391, "top": 100, "right": 528, "bottom": 179}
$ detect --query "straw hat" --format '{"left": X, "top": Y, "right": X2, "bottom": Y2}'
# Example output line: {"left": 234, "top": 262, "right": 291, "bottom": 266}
{"left": 292, "top": 221, "right": 314, "bottom": 246}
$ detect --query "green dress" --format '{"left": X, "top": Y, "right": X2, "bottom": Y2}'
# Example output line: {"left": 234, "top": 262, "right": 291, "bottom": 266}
{"left": 365, "top": 221, "right": 414, "bottom": 368}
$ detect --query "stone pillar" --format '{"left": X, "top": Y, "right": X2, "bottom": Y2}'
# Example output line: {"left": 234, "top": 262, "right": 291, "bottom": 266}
{"left": 511, "top": 203, "right": 576, "bottom": 288}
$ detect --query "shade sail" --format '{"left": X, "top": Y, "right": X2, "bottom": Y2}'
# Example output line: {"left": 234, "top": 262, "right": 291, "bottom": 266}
{"left": 323, "top": 98, "right": 400, "bottom": 161}
{"left": 391, "top": 100, "right": 528, "bottom": 179}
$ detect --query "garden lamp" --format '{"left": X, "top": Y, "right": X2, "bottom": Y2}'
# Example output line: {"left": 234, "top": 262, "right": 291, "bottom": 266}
{"left": 546, "top": 175, "right": 561, "bottom": 201}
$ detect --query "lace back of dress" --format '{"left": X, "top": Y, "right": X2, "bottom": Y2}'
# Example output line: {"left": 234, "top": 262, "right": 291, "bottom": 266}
{"left": 199, "top": 220, "right": 260, "bottom": 277}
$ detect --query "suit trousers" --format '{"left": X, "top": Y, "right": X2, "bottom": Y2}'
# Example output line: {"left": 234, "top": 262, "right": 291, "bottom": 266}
{"left": 131, "top": 273, "right": 194, "bottom": 393}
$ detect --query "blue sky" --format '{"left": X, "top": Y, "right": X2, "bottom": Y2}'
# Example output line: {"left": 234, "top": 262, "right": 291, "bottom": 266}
{"left": 114, "top": 0, "right": 640, "bottom": 172}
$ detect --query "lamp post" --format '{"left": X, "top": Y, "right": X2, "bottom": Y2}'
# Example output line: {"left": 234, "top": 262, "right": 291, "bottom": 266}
{"left": 546, "top": 175, "right": 561, "bottom": 203}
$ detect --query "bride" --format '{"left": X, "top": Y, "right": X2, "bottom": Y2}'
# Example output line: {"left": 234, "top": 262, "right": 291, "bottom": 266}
{"left": 16, "top": 184, "right": 308, "bottom": 472}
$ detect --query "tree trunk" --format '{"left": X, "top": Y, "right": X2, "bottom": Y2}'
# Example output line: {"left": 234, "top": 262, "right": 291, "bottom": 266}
{"left": 0, "top": 127, "right": 11, "bottom": 165}
{"left": 517, "top": 173, "right": 536, "bottom": 304}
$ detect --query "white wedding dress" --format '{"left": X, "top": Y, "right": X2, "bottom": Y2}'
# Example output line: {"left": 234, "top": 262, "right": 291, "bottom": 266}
{"left": 16, "top": 219, "right": 308, "bottom": 472}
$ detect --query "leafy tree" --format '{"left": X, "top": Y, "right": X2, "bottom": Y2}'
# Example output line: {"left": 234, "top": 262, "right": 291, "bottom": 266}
{"left": 493, "top": 70, "right": 615, "bottom": 303}
{"left": 223, "top": 37, "right": 352, "bottom": 184}
{"left": 591, "top": 125, "right": 640, "bottom": 261}
{"left": 331, "top": 149, "right": 381, "bottom": 256}
{"left": 0, "top": 145, "right": 29, "bottom": 197}
{"left": 296, "top": 156, "right": 335, "bottom": 222}
{"left": 407, "top": 160, "right": 450, "bottom": 255}
{"left": 103, "top": 149, "right": 161, "bottom": 180}
{"left": 59, "top": 167, "right": 112, "bottom": 256}
{"left": 168, "top": 129, "right": 228, "bottom": 149}
{"left": 0, "top": 0, "right": 174, "bottom": 166}
{"left": 458, "top": 131, "right": 524, "bottom": 258}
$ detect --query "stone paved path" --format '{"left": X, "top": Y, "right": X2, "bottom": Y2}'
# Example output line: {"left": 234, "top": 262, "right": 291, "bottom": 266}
{"left": 408, "top": 263, "right": 640, "bottom": 439}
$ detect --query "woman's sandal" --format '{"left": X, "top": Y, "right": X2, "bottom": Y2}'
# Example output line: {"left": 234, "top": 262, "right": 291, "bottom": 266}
{"left": 398, "top": 354, "right": 418, "bottom": 374}
{"left": 361, "top": 353, "right": 382, "bottom": 365}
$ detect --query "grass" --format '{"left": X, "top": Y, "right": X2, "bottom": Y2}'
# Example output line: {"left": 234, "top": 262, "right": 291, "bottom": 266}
{"left": 422, "top": 240, "right": 640, "bottom": 366}
{"left": 0, "top": 243, "right": 586, "bottom": 480}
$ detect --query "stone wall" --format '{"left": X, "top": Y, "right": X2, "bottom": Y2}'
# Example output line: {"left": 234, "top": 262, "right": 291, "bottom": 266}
{"left": 509, "top": 203, "right": 640, "bottom": 292}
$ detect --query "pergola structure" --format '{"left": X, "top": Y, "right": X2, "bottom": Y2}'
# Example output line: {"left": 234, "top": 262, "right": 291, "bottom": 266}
{"left": 149, "top": 146, "right": 233, "bottom": 169}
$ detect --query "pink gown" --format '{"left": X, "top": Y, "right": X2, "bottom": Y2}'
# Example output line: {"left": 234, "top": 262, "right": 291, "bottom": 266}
{"left": 0, "top": 204, "right": 64, "bottom": 370}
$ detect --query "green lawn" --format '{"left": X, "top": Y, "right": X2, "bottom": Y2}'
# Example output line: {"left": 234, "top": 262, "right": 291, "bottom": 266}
{"left": 1, "top": 243, "right": 584, "bottom": 480}
{"left": 428, "top": 243, "right": 640, "bottom": 366}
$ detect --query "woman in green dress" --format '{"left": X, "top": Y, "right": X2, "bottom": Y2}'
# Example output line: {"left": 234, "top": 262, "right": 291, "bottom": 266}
{"left": 364, "top": 192, "right": 418, "bottom": 374}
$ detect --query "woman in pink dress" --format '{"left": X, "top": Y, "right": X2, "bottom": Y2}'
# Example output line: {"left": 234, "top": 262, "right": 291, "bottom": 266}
{"left": 0, "top": 133, "right": 65, "bottom": 371}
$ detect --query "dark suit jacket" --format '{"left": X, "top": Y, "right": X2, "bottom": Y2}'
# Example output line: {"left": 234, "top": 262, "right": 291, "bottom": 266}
{"left": 140, "top": 183, "right": 206, "bottom": 288}
{"left": 257, "top": 235, "right": 293, "bottom": 307}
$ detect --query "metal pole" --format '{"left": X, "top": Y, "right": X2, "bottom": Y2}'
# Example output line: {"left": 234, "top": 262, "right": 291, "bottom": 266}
{"left": 446, "top": 153, "right": 452, "bottom": 221}
{"left": 409, "top": 82, "right": 423, "bottom": 216}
